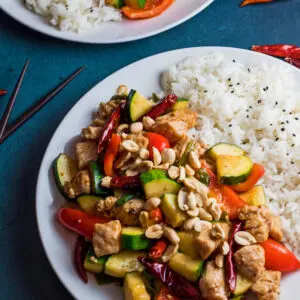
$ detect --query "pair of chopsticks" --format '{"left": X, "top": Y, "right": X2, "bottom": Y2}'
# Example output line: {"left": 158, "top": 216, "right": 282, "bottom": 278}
{"left": 0, "top": 60, "right": 85, "bottom": 145}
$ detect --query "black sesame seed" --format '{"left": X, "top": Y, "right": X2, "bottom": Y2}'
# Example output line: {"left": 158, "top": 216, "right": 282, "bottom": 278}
{"left": 270, "top": 124, "right": 273, "bottom": 126}
{"left": 258, "top": 100, "right": 262, "bottom": 104}
{"left": 275, "top": 101, "right": 278, "bottom": 105}
{"left": 237, "top": 83, "right": 240, "bottom": 85}
{"left": 249, "top": 106, "right": 252, "bottom": 108}
{"left": 247, "top": 115, "right": 249, "bottom": 118}
{"left": 289, "top": 112, "right": 292, "bottom": 115}
{"left": 291, "top": 161, "right": 295, "bottom": 165}
{"left": 295, "top": 117, "right": 299, "bottom": 120}
{"left": 233, "top": 59, "right": 236, "bottom": 63}
{"left": 204, "top": 90, "right": 208, "bottom": 93}
{"left": 246, "top": 110, "right": 249, "bottom": 112}
{"left": 248, "top": 68, "right": 250, "bottom": 72}
{"left": 275, "top": 137, "right": 279, "bottom": 141}
{"left": 231, "top": 91, "right": 234, "bottom": 93}
{"left": 292, "top": 134, "right": 296, "bottom": 137}
{"left": 229, "top": 124, "right": 232, "bottom": 127}
{"left": 283, "top": 109, "right": 286, "bottom": 112}
{"left": 229, "top": 84, "right": 233, "bottom": 87}
{"left": 281, "top": 122, "right": 284, "bottom": 124}
{"left": 286, "top": 120, "right": 289, "bottom": 124}
{"left": 281, "top": 128, "right": 285, "bottom": 132}
{"left": 291, "top": 144, "right": 295, "bottom": 147}
{"left": 228, "top": 78, "right": 231, "bottom": 81}
{"left": 287, "top": 153, "right": 289, "bottom": 156}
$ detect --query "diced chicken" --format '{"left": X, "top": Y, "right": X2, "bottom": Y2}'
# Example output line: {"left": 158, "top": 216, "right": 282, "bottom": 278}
{"left": 81, "top": 126, "right": 102, "bottom": 140}
{"left": 199, "top": 261, "right": 228, "bottom": 300}
{"left": 152, "top": 109, "right": 197, "bottom": 143}
{"left": 98, "top": 98, "right": 124, "bottom": 120}
{"left": 113, "top": 199, "right": 145, "bottom": 226}
{"left": 93, "top": 220, "right": 122, "bottom": 257}
{"left": 261, "top": 207, "right": 283, "bottom": 242}
{"left": 194, "top": 223, "right": 230, "bottom": 260}
{"left": 63, "top": 170, "right": 91, "bottom": 198}
{"left": 76, "top": 141, "right": 98, "bottom": 169}
{"left": 238, "top": 206, "right": 269, "bottom": 242}
{"left": 251, "top": 270, "right": 281, "bottom": 300}
{"left": 234, "top": 245, "right": 265, "bottom": 282}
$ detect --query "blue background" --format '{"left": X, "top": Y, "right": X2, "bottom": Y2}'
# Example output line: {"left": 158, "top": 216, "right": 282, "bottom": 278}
{"left": 0, "top": 0, "right": 299, "bottom": 298}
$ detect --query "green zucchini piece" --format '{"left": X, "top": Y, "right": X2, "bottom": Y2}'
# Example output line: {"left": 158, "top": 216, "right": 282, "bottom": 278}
{"left": 95, "top": 272, "right": 123, "bottom": 286}
{"left": 117, "top": 193, "right": 135, "bottom": 206}
{"left": 104, "top": 250, "right": 146, "bottom": 278}
{"left": 84, "top": 246, "right": 108, "bottom": 274}
{"left": 53, "top": 153, "right": 78, "bottom": 196}
{"left": 178, "top": 140, "right": 197, "bottom": 166}
{"left": 124, "top": 272, "right": 151, "bottom": 300}
{"left": 233, "top": 274, "right": 253, "bottom": 296}
{"left": 216, "top": 155, "right": 253, "bottom": 185}
{"left": 127, "top": 89, "right": 153, "bottom": 122}
{"left": 172, "top": 98, "right": 189, "bottom": 111}
{"left": 122, "top": 227, "right": 151, "bottom": 250}
{"left": 169, "top": 253, "right": 203, "bottom": 282}
{"left": 105, "top": 0, "right": 124, "bottom": 8}
{"left": 239, "top": 185, "right": 266, "bottom": 206}
{"left": 196, "top": 168, "right": 210, "bottom": 186}
{"left": 140, "top": 170, "right": 181, "bottom": 199}
{"left": 207, "top": 143, "right": 246, "bottom": 160}
{"left": 77, "top": 194, "right": 102, "bottom": 214}
{"left": 177, "top": 231, "right": 199, "bottom": 259}
{"left": 89, "top": 161, "right": 109, "bottom": 196}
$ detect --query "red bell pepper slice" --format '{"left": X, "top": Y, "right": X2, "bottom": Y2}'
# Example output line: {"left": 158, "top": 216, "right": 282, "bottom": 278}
{"left": 56, "top": 208, "right": 109, "bottom": 239}
{"left": 104, "top": 134, "right": 121, "bottom": 176}
{"left": 74, "top": 235, "right": 89, "bottom": 283}
{"left": 156, "top": 286, "right": 180, "bottom": 300}
{"left": 146, "top": 132, "right": 170, "bottom": 159}
{"left": 149, "top": 207, "right": 163, "bottom": 223}
{"left": 231, "top": 163, "right": 265, "bottom": 192}
{"left": 149, "top": 238, "right": 168, "bottom": 259}
{"left": 0, "top": 89, "right": 7, "bottom": 96}
{"left": 219, "top": 185, "right": 247, "bottom": 220}
{"left": 260, "top": 239, "right": 300, "bottom": 272}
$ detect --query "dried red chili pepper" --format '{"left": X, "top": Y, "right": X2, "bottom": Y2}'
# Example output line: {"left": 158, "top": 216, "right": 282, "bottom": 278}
{"left": 97, "top": 103, "right": 125, "bottom": 154}
{"left": 74, "top": 235, "right": 89, "bottom": 283}
{"left": 138, "top": 257, "right": 202, "bottom": 300}
{"left": 145, "top": 94, "right": 178, "bottom": 119}
{"left": 0, "top": 89, "right": 7, "bottom": 96}
{"left": 251, "top": 44, "right": 297, "bottom": 57}
{"left": 285, "top": 57, "right": 300, "bottom": 69}
{"left": 240, "top": 0, "right": 274, "bottom": 7}
{"left": 110, "top": 175, "right": 141, "bottom": 189}
{"left": 156, "top": 285, "right": 180, "bottom": 300}
{"left": 149, "top": 238, "right": 168, "bottom": 258}
{"left": 290, "top": 48, "right": 300, "bottom": 59}
{"left": 225, "top": 221, "right": 243, "bottom": 293}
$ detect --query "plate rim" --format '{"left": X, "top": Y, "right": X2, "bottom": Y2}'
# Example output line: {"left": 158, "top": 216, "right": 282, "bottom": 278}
{"left": 35, "top": 46, "right": 300, "bottom": 299}
{"left": 0, "top": 0, "right": 214, "bottom": 44}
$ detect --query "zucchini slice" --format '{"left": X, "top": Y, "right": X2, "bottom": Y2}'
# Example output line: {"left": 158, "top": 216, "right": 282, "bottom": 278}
{"left": 122, "top": 227, "right": 150, "bottom": 250}
{"left": 126, "top": 89, "right": 153, "bottom": 122}
{"left": 216, "top": 155, "right": 253, "bottom": 185}
{"left": 207, "top": 143, "right": 246, "bottom": 160}
{"left": 77, "top": 194, "right": 102, "bottom": 214}
{"left": 233, "top": 273, "right": 253, "bottom": 296}
{"left": 89, "top": 161, "right": 109, "bottom": 196}
{"left": 172, "top": 98, "right": 189, "bottom": 111}
{"left": 124, "top": 272, "right": 151, "bottom": 300}
{"left": 84, "top": 245, "right": 108, "bottom": 274}
{"left": 53, "top": 153, "right": 78, "bottom": 195}
{"left": 239, "top": 185, "right": 266, "bottom": 206}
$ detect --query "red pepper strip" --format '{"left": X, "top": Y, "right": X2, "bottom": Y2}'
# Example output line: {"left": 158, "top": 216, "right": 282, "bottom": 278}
{"left": 147, "top": 132, "right": 170, "bottom": 159}
{"left": 110, "top": 175, "right": 141, "bottom": 189}
{"left": 285, "top": 57, "right": 300, "bottom": 69}
{"left": 156, "top": 286, "right": 180, "bottom": 300}
{"left": 149, "top": 238, "right": 168, "bottom": 259}
{"left": 145, "top": 94, "right": 178, "bottom": 120}
{"left": 74, "top": 235, "right": 89, "bottom": 283}
{"left": 104, "top": 134, "right": 121, "bottom": 176}
{"left": 290, "top": 48, "right": 300, "bottom": 59}
{"left": 138, "top": 257, "right": 202, "bottom": 300}
{"left": 251, "top": 44, "right": 297, "bottom": 57}
{"left": 97, "top": 103, "right": 125, "bottom": 154}
{"left": 122, "top": 0, "right": 174, "bottom": 19}
{"left": 260, "top": 239, "right": 300, "bottom": 272}
{"left": 56, "top": 208, "right": 109, "bottom": 239}
{"left": 0, "top": 89, "right": 7, "bottom": 96}
{"left": 231, "top": 163, "right": 265, "bottom": 192}
{"left": 225, "top": 221, "right": 243, "bottom": 293}
{"left": 240, "top": 0, "right": 274, "bottom": 7}
{"left": 149, "top": 207, "right": 164, "bottom": 222}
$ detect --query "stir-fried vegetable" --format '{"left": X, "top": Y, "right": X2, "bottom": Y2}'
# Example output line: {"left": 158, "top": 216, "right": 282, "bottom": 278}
{"left": 110, "top": 175, "right": 141, "bottom": 188}
{"left": 146, "top": 132, "right": 170, "bottom": 159}
{"left": 145, "top": 94, "right": 178, "bottom": 119}
{"left": 148, "top": 239, "right": 168, "bottom": 258}
{"left": 74, "top": 235, "right": 89, "bottom": 283}
{"left": 104, "top": 134, "right": 121, "bottom": 176}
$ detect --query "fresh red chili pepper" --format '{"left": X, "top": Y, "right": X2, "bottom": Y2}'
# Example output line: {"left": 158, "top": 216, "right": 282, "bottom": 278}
{"left": 146, "top": 132, "right": 170, "bottom": 159}
{"left": 56, "top": 208, "right": 109, "bottom": 239}
{"left": 149, "top": 238, "right": 168, "bottom": 259}
{"left": 225, "top": 221, "right": 243, "bottom": 293}
{"left": 0, "top": 89, "right": 7, "bottom": 96}
{"left": 156, "top": 285, "right": 180, "bottom": 300}
{"left": 251, "top": 44, "right": 297, "bottom": 57}
{"left": 231, "top": 163, "right": 265, "bottom": 192}
{"left": 74, "top": 235, "right": 89, "bottom": 283}
{"left": 97, "top": 103, "right": 125, "bottom": 154}
{"left": 290, "top": 48, "right": 300, "bottom": 59}
{"left": 110, "top": 175, "right": 141, "bottom": 189}
{"left": 146, "top": 94, "right": 178, "bottom": 120}
{"left": 104, "top": 134, "right": 121, "bottom": 176}
{"left": 149, "top": 207, "right": 163, "bottom": 222}
{"left": 260, "top": 239, "right": 300, "bottom": 272}
{"left": 138, "top": 257, "right": 202, "bottom": 300}
{"left": 285, "top": 57, "right": 300, "bottom": 69}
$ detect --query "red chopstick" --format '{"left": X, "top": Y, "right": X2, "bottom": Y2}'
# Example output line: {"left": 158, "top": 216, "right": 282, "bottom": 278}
{"left": 0, "top": 66, "right": 86, "bottom": 145}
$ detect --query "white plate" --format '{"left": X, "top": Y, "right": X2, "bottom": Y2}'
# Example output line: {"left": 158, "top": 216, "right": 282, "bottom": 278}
{"left": 36, "top": 47, "right": 300, "bottom": 299}
{"left": 0, "top": 0, "right": 213, "bottom": 43}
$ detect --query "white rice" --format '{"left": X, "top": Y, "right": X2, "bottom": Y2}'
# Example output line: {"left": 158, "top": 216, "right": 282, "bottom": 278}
{"left": 162, "top": 53, "right": 300, "bottom": 258}
{"left": 24, "top": 0, "right": 121, "bottom": 32}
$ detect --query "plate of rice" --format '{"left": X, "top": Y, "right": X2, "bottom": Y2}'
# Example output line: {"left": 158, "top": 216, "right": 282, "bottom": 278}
{"left": 36, "top": 47, "right": 300, "bottom": 299}
{"left": 0, "top": 0, "right": 213, "bottom": 43}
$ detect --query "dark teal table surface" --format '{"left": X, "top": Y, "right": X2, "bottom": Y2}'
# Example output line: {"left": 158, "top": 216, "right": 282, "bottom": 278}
{"left": 0, "top": 0, "right": 299, "bottom": 299}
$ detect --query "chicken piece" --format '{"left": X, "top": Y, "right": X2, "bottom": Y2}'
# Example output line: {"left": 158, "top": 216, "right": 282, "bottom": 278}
{"left": 93, "top": 220, "right": 122, "bottom": 257}
{"left": 199, "top": 261, "right": 228, "bottom": 300}
{"left": 239, "top": 206, "right": 269, "bottom": 242}
{"left": 113, "top": 199, "right": 145, "bottom": 226}
{"left": 63, "top": 170, "right": 91, "bottom": 198}
{"left": 98, "top": 99, "right": 124, "bottom": 120}
{"left": 194, "top": 223, "right": 230, "bottom": 260}
{"left": 234, "top": 245, "right": 265, "bottom": 282}
{"left": 125, "top": 133, "right": 149, "bottom": 149}
{"left": 260, "top": 207, "right": 283, "bottom": 242}
{"left": 76, "top": 141, "right": 98, "bottom": 169}
{"left": 251, "top": 270, "right": 281, "bottom": 300}
{"left": 152, "top": 109, "right": 197, "bottom": 143}
{"left": 81, "top": 126, "right": 102, "bottom": 140}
